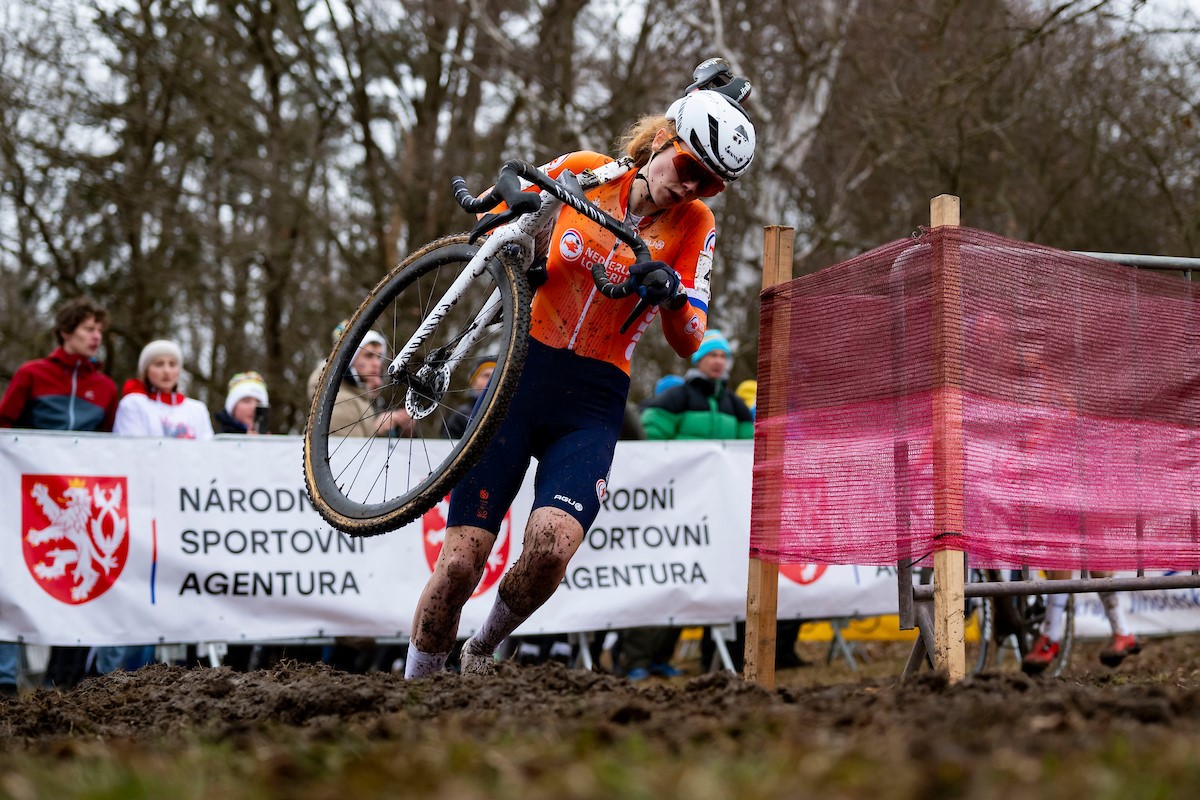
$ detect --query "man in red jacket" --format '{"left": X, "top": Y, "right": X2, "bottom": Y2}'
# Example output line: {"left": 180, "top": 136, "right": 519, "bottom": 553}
{"left": 0, "top": 296, "right": 119, "bottom": 694}
{"left": 0, "top": 297, "right": 118, "bottom": 432}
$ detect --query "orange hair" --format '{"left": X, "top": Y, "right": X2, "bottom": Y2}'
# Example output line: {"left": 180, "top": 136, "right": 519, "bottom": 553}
{"left": 616, "top": 115, "right": 676, "bottom": 167}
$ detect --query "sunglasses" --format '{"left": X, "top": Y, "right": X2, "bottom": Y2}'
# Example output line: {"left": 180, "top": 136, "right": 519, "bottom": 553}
{"left": 669, "top": 138, "right": 725, "bottom": 197}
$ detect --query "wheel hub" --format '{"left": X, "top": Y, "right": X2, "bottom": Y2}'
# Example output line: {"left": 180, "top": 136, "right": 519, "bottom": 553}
{"left": 405, "top": 361, "right": 450, "bottom": 420}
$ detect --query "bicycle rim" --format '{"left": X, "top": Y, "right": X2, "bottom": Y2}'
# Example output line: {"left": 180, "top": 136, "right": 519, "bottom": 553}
{"left": 303, "top": 234, "right": 531, "bottom": 535}
{"left": 965, "top": 595, "right": 994, "bottom": 673}
{"left": 1046, "top": 596, "right": 1075, "bottom": 677}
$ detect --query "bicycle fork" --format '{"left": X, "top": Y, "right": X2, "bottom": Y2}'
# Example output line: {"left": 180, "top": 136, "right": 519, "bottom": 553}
{"left": 386, "top": 225, "right": 541, "bottom": 420}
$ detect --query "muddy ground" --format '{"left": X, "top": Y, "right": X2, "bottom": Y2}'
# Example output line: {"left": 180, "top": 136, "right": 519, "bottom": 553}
{"left": 2, "top": 636, "right": 1199, "bottom": 798}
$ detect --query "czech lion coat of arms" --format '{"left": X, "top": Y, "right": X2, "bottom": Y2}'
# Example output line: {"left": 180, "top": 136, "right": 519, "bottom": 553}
{"left": 21, "top": 475, "right": 130, "bottom": 604}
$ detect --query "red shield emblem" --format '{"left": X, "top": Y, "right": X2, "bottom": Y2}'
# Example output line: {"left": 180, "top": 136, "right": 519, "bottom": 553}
{"left": 422, "top": 494, "right": 511, "bottom": 598}
{"left": 22, "top": 474, "right": 130, "bottom": 605}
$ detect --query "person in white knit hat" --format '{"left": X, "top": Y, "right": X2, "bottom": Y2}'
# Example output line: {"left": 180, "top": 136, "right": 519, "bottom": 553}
{"left": 214, "top": 371, "right": 270, "bottom": 434}
{"left": 102, "top": 338, "right": 213, "bottom": 677}
{"left": 306, "top": 321, "right": 413, "bottom": 437}
{"left": 112, "top": 339, "right": 214, "bottom": 440}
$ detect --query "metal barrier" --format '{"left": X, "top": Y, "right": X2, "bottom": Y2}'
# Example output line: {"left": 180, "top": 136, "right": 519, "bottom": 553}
{"left": 897, "top": 561, "right": 1200, "bottom": 677}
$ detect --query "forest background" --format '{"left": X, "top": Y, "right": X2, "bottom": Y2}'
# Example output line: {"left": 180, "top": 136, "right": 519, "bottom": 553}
{"left": 1, "top": 0, "right": 1197, "bottom": 433}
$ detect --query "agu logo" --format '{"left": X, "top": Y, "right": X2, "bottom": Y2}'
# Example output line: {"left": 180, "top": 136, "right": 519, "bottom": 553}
{"left": 559, "top": 229, "right": 585, "bottom": 261}
{"left": 22, "top": 475, "right": 130, "bottom": 604}
{"left": 422, "top": 495, "right": 512, "bottom": 598}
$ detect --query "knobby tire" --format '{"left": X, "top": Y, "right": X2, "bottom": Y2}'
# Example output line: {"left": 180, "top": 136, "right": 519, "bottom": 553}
{"left": 303, "top": 234, "right": 531, "bottom": 536}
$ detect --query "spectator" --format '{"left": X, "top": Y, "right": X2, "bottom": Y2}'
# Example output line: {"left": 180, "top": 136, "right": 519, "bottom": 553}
{"left": 641, "top": 330, "right": 753, "bottom": 440}
{"left": 626, "top": 331, "right": 753, "bottom": 679}
{"left": 307, "top": 323, "right": 413, "bottom": 437}
{"left": 102, "top": 339, "right": 212, "bottom": 674}
{"left": 638, "top": 374, "right": 684, "bottom": 413}
{"left": 113, "top": 340, "right": 215, "bottom": 440}
{"left": 0, "top": 297, "right": 119, "bottom": 691}
{"left": 735, "top": 379, "right": 757, "bottom": 419}
{"left": 209, "top": 370, "right": 271, "bottom": 670}
{"left": 213, "top": 371, "right": 270, "bottom": 434}
{"left": 444, "top": 355, "right": 496, "bottom": 440}
{"left": 306, "top": 324, "right": 414, "bottom": 672}
{"left": 0, "top": 297, "right": 117, "bottom": 431}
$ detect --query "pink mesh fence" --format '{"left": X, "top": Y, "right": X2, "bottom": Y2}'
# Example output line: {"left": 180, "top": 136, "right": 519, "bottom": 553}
{"left": 751, "top": 226, "right": 1200, "bottom": 570}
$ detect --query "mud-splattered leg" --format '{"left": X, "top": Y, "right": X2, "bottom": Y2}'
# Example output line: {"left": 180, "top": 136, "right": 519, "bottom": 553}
{"left": 410, "top": 524, "right": 495, "bottom": 655}
{"left": 466, "top": 508, "right": 585, "bottom": 658}
{"left": 499, "top": 507, "right": 585, "bottom": 617}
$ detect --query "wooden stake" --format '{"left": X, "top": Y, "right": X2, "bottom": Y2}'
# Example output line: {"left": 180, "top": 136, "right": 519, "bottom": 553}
{"left": 930, "top": 194, "right": 966, "bottom": 681}
{"left": 744, "top": 225, "right": 794, "bottom": 688}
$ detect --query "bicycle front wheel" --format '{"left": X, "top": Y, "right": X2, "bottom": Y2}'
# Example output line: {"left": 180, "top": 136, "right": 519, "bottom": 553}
{"left": 304, "top": 234, "right": 531, "bottom": 535}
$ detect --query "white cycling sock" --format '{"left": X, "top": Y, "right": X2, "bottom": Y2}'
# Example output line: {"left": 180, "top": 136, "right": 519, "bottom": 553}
{"left": 403, "top": 645, "right": 449, "bottom": 679}
{"left": 1044, "top": 594, "right": 1069, "bottom": 642}
{"left": 469, "top": 595, "right": 529, "bottom": 656}
{"left": 1099, "top": 591, "right": 1130, "bottom": 636}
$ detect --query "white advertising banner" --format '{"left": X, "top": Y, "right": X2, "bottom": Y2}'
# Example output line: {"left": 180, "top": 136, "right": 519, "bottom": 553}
{"left": 1, "top": 432, "right": 1195, "bottom": 645}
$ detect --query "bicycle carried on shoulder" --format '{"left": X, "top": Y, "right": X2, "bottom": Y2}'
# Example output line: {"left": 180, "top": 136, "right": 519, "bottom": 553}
{"left": 302, "top": 159, "right": 659, "bottom": 536}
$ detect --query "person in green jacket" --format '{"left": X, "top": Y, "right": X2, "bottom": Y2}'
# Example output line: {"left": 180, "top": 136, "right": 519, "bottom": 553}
{"left": 622, "top": 330, "right": 754, "bottom": 680}
{"left": 641, "top": 329, "right": 754, "bottom": 440}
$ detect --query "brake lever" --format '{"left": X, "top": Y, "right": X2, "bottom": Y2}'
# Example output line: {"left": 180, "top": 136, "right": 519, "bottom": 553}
{"left": 467, "top": 184, "right": 542, "bottom": 243}
{"left": 619, "top": 298, "right": 650, "bottom": 334}
{"left": 469, "top": 212, "right": 504, "bottom": 243}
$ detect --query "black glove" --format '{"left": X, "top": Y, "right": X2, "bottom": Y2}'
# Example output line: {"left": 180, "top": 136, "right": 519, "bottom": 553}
{"left": 629, "top": 260, "right": 682, "bottom": 307}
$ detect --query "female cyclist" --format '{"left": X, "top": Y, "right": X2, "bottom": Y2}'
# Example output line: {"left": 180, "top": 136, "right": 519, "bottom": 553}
{"left": 404, "top": 73, "right": 756, "bottom": 678}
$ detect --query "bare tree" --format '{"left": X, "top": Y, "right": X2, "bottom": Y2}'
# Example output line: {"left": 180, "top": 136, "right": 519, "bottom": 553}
{"left": 1, "top": 0, "right": 1195, "bottom": 419}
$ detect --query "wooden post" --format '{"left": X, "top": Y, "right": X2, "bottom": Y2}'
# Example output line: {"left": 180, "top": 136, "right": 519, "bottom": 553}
{"left": 744, "top": 225, "right": 794, "bottom": 688}
{"left": 930, "top": 194, "right": 966, "bottom": 681}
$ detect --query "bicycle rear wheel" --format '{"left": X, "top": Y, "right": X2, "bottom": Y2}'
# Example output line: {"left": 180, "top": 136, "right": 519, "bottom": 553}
{"left": 304, "top": 234, "right": 531, "bottom": 535}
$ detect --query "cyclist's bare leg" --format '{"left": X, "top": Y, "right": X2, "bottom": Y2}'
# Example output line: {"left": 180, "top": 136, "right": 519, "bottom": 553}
{"left": 464, "top": 507, "right": 585, "bottom": 659}
{"left": 1025, "top": 569, "right": 1071, "bottom": 672}
{"left": 498, "top": 507, "right": 585, "bottom": 615}
{"left": 1050, "top": 570, "right": 1131, "bottom": 639}
{"left": 1091, "top": 570, "right": 1140, "bottom": 664}
{"left": 406, "top": 524, "right": 494, "bottom": 677}
{"left": 1041, "top": 569, "right": 1072, "bottom": 642}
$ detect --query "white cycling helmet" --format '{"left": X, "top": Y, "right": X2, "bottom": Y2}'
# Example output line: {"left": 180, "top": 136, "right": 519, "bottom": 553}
{"left": 666, "top": 89, "right": 756, "bottom": 182}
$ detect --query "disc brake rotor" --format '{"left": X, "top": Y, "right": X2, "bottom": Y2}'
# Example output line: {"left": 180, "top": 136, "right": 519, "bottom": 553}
{"left": 404, "top": 361, "right": 450, "bottom": 420}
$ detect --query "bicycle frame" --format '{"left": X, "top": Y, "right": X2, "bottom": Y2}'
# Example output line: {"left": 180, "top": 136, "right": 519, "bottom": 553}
{"left": 384, "top": 190, "right": 559, "bottom": 413}
{"left": 384, "top": 158, "right": 646, "bottom": 414}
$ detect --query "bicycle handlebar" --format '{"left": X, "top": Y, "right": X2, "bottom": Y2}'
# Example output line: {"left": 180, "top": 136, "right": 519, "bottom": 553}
{"left": 451, "top": 160, "right": 653, "bottom": 305}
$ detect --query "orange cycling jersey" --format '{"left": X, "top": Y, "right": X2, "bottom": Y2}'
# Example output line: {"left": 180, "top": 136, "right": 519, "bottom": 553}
{"left": 528, "top": 151, "right": 713, "bottom": 374}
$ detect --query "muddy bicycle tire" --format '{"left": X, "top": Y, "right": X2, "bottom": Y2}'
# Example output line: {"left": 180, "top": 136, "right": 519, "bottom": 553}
{"left": 303, "top": 234, "right": 531, "bottom": 536}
